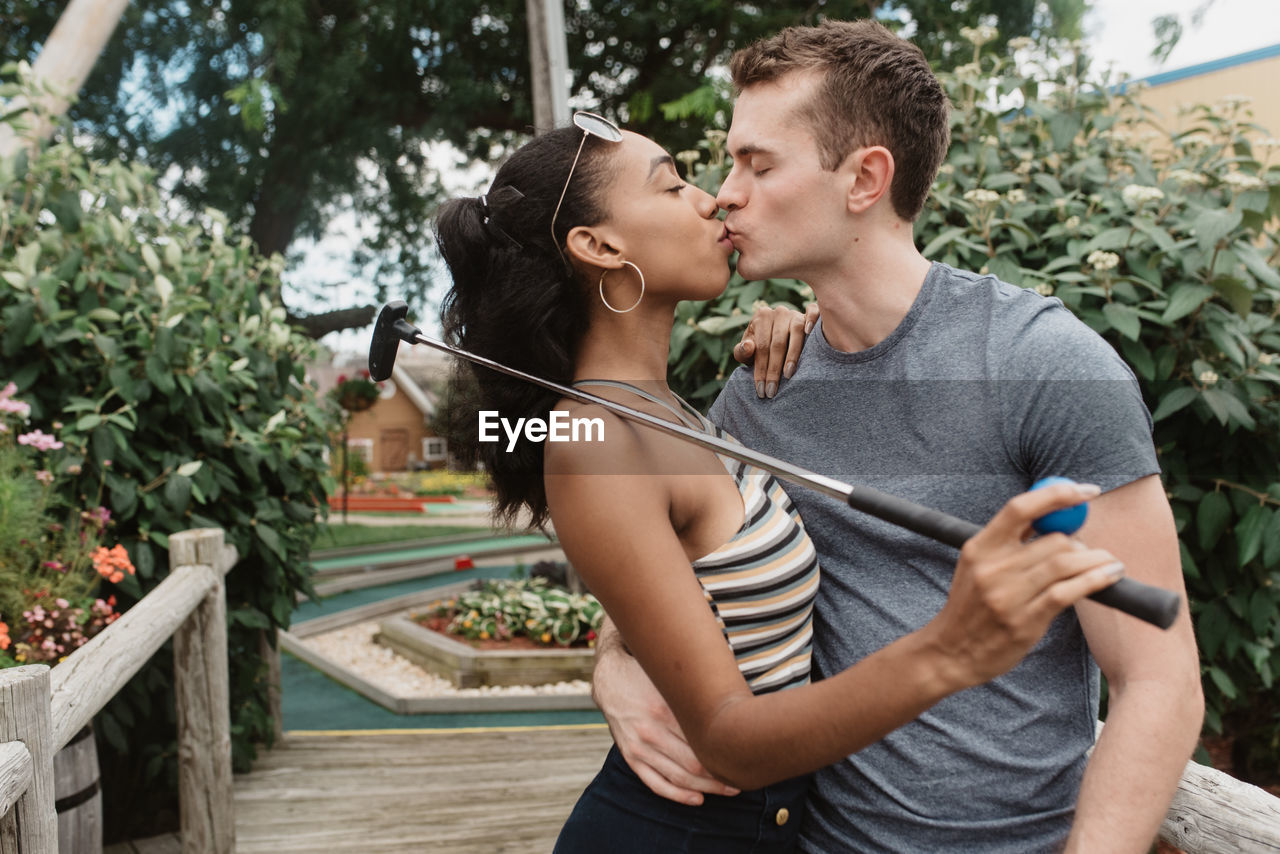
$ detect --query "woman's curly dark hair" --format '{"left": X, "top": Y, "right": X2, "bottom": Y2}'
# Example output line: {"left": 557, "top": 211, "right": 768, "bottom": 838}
{"left": 436, "top": 127, "right": 618, "bottom": 530}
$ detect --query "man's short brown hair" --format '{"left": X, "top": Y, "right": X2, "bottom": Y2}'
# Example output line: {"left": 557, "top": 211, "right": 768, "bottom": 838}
{"left": 730, "top": 19, "right": 950, "bottom": 222}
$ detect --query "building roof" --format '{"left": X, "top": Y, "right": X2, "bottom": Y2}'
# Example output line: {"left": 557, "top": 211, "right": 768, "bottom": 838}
{"left": 1133, "top": 42, "right": 1280, "bottom": 89}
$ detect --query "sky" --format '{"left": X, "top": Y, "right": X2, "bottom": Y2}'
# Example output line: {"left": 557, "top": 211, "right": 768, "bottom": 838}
{"left": 306, "top": 0, "right": 1280, "bottom": 356}
{"left": 1086, "top": 0, "right": 1280, "bottom": 80}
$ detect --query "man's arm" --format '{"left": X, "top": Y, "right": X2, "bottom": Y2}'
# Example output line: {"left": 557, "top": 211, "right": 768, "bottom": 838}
{"left": 1065, "top": 474, "right": 1204, "bottom": 853}
{"left": 591, "top": 617, "right": 739, "bottom": 805}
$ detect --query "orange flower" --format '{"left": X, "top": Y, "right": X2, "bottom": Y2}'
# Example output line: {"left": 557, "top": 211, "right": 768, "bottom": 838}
{"left": 91, "top": 544, "right": 136, "bottom": 584}
{"left": 0, "top": 621, "right": 10, "bottom": 651}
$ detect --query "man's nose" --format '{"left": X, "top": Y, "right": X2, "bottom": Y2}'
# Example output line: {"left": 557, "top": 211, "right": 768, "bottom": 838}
{"left": 716, "top": 171, "right": 743, "bottom": 212}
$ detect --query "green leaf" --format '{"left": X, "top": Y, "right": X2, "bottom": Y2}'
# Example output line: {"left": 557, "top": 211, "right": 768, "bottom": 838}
{"left": 76, "top": 413, "right": 103, "bottom": 430}
{"left": 164, "top": 473, "right": 192, "bottom": 514}
{"left": 1193, "top": 208, "right": 1242, "bottom": 252}
{"left": 1207, "top": 666, "right": 1237, "bottom": 700}
{"left": 1235, "top": 240, "right": 1280, "bottom": 288}
{"left": 1049, "top": 112, "right": 1082, "bottom": 152}
{"left": 255, "top": 523, "right": 288, "bottom": 561}
{"left": 1151, "top": 386, "right": 1198, "bottom": 422}
{"left": 1031, "top": 173, "right": 1065, "bottom": 197}
{"left": 15, "top": 241, "right": 40, "bottom": 278}
{"left": 1198, "top": 491, "right": 1231, "bottom": 550}
{"left": 921, "top": 227, "right": 969, "bottom": 258}
{"left": 1263, "top": 509, "right": 1280, "bottom": 568}
{"left": 1102, "top": 303, "right": 1141, "bottom": 340}
{"left": 87, "top": 307, "right": 122, "bottom": 323}
{"left": 1161, "top": 285, "right": 1214, "bottom": 323}
{"left": 1235, "top": 504, "right": 1269, "bottom": 566}
{"left": 141, "top": 244, "right": 161, "bottom": 274}
{"left": 1211, "top": 276, "right": 1254, "bottom": 317}
{"left": 1084, "top": 227, "right": 1133, "bottom": 252}
{"left": 1206, "top": 323, "right": 1246, "bottom": 368}
{"left": 1248, "top": 590, "right": 1275, "bottom": 635}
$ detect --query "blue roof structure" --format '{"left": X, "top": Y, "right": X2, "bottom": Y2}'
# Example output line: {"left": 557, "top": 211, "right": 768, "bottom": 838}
{"left": 1135, "top": 42, "right": 1280, "bottom": 89}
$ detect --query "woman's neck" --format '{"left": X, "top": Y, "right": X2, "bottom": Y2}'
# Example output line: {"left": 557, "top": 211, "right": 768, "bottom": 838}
{"left": 573, "top": 301, "right": 677, "bottom": 389}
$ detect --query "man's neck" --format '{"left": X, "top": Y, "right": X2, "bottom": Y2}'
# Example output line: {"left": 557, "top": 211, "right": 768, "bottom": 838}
{"left": 805, "top": 226, "right": 933, "bottom": 354}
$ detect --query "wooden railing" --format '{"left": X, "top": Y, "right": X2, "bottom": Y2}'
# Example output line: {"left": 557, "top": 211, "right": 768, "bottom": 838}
{"left": 3, "top": 524, "right": 1278, "bottom": 852}
{"left": 0, "top": 528, "right": 238, "bottom": 854}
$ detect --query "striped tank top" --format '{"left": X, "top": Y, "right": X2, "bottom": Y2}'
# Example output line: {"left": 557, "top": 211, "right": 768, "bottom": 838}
{"left": 573, "top": 380, "right": 819, "bottom": 695}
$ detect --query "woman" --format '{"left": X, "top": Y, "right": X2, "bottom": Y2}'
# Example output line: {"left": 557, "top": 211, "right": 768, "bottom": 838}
{"left": 435, "top": 116, "right": 1124, "bottom": 853}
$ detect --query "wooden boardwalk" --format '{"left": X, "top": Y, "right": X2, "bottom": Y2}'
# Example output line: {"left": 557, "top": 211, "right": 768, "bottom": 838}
{"left": 107, "top": 725, "right": 614, "bottom": 854}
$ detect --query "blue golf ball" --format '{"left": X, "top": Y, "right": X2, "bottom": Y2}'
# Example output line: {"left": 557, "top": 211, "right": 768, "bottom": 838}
{"left": 1030, "top": 476, "right": 1089, "bottom": 535}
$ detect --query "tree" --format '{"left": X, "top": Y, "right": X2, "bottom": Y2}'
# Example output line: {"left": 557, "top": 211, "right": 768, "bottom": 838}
{"left": 2, "top": 0, "right": 1086, "bottom": 338}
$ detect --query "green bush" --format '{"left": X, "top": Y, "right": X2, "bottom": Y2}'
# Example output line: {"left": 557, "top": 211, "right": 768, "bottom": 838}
{"left": 0, "top": 66, "right": 336, "bottom": 837}
{"left": 670, "top": 38, "right": 1280, "bottom": 782}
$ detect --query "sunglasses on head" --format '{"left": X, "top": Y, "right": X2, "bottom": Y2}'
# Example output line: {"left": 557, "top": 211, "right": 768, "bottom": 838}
{"left": 549, "top": 111, "right": 623, "bottom": 269}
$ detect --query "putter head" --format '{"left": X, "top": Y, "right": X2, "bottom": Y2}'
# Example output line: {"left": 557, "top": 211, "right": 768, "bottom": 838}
{"left": 369, "top": 300, "right": 413, "bottom": 382}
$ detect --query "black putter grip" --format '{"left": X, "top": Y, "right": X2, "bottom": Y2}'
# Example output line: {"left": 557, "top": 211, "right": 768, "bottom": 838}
{"left": 844, "top": 486, "right": 1181, "bottom": 630}
{"left": 1087, "top": 577, "right": 1180, "bottom": 629}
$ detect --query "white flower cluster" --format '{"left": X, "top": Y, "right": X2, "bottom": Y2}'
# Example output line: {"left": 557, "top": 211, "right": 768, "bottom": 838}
{"left": 1007, "top": 36, "right": 1034, "bottom": 52}
{"left": 1087, "top": 250, "right": 1120, "bottom": 271}
{"left": 1122, "top": 184, "right": 1165, "bottom": 208}
{"left": 1006, "top": 189, "right": 1027, "bottom": 204}
{"left": 960, "top": 25, "right": 999, "bottom": 47}
{"left": 938, "top": 163, "right": 955, "bottom": 175}
{"left": 1035, "top": 283, "right": 1055, "bottom": 296}
{"left": 955, "top": 62, "right": 982, "bottom": 80}
{"left": 1221, "top": 171, "right": 1266, "bottom": 191}
{"left": 964, "top": 188, "right": 1001, "bottom": 205}
{"left": 1258, "top": 353, "right": 1275, "bottom": 366}
{"left": 1167, "top": 169, "right": 1208, "bottom": 187}
{"left": 1199, "top": 370, "right": 1220, "bottom": 385}
{"left": 1064, "top": 215, "right": 1081, "bottom": 230}
{"left": 676, "top": 150, "right": 701, "bottom": 169}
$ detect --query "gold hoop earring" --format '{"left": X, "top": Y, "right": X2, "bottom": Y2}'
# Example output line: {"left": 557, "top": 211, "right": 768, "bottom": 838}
{"left": 599, "top": 261, "right": 645, "bottom": 314}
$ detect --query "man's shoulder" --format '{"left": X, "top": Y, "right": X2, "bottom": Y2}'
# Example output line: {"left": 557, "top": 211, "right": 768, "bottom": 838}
{"left": 933, "top": 263, "right": 1125, "bottom": 375}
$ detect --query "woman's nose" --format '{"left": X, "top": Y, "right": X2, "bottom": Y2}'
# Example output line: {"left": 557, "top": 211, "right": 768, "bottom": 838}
{"left": 694, "top": 186, "right": 719, "bottom": 218}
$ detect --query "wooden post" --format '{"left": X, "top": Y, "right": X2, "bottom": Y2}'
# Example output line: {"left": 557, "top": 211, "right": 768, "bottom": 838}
{"left": 171, "top": 529, "right": 235, "bottom": 854}
{"left": 0, "top": 666, "right": 58, "bottom": 854}
{"left": 0, "top": 0, "right": 131, "bottom": 156}
{"left": 259, "top": 629, "right": 284, "bottom": 744}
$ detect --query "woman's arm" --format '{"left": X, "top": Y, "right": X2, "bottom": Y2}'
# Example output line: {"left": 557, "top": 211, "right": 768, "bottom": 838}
{"left": 548, "top": 418, "right": 1123, "bottom": 790}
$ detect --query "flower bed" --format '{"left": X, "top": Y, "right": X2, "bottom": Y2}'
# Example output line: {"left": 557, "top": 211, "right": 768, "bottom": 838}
{"left": 418, "top": 575, "right": 602, "bottom": 648}
{"left": 0, "top": 382, "right": 133, "bottom": 667}
{"left": 372, "top": 574, "right": 603, "bottom": 688}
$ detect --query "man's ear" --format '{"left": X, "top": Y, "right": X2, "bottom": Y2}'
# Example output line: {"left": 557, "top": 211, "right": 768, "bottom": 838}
{"left": 565, "top": 225, "right": 624, "bottom": 271}
{"left": 843, "top": 146, "right": 894, "bottom": 214}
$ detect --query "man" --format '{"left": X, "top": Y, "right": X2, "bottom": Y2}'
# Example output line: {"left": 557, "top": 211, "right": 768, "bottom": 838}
{"left": 591, "top": 19, "right": 1203, "bottom": 853}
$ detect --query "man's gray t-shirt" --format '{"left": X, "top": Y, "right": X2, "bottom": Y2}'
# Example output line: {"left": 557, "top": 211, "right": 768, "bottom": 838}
{"left": 708, "top": 262, "right": 1159, "bottom": 853}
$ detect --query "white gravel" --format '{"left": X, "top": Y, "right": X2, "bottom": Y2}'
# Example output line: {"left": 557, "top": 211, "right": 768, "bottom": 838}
{"left": 299, "top": 618, "right": 592, "bottom": 699}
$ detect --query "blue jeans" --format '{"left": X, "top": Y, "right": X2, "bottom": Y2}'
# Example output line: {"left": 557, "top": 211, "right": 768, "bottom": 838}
{"left": 554, "top": 745, "right": 812, "bottom": 853}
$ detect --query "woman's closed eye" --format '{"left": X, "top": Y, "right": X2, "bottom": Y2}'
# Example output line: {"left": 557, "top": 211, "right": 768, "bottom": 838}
{"left": 667, "top": 183, "right": 688, "bottom": 194}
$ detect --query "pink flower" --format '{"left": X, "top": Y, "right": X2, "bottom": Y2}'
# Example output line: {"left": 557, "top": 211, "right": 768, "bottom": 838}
{"left": 0, "top": 382, "right": 31, "bottom": 417}
{"left": 82, "top": 506, "right": 111, "bottom": 528}
{"left": 35, "top": 470, "right": 53, "bottom": 484}
{"left": 17, "top": 430, "right": 63, "bottom": 451}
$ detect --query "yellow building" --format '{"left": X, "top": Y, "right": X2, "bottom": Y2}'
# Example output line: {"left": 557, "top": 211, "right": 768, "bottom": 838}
{"left": 1126, "top": 43, "right": 1280, "bottom": 139}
